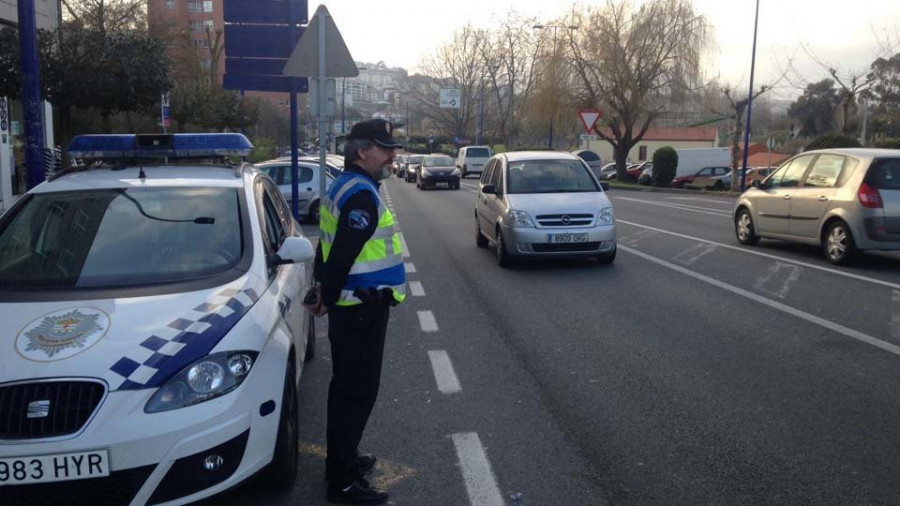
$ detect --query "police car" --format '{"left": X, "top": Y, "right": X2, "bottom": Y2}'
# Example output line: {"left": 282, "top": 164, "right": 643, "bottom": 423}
{"left": 0, "top": 134, "right": 316, "bottom": 505}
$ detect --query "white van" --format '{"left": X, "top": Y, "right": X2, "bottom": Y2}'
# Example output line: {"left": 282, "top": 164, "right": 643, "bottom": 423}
{"left": 457, "top": 145, "right": 493, "bottom": 178}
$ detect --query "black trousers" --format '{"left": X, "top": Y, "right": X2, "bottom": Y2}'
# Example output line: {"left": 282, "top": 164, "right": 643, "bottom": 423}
{"left": 325, "top": 302, "right": 390, "bottom": 485}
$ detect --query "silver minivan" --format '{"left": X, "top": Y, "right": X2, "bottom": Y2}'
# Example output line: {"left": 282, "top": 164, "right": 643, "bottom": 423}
{"left": 733, "top": 148, "right": 900, "bottom": 265}
{"left": 475, "top": 151, "right": 617, "bottom": 267}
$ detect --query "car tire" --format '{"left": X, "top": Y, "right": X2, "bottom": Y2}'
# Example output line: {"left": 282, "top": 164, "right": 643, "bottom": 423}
{"left": 263, "top": 360, "right": 299, "bottom": 489}
{"left": 476, "top": 219, "right": 489, "bottom": 248}
{"left": 735, "top": 208, "right": 760, "bottom": 245}
{"left": 823, "top": 220, "right": 857, "bottom": 265}
{"left": 713, "top": 180, "right": 724, "bottom": 191}
{"left": 304, "top": 315, "right": 316, "bottom": 363}
{"left": 496, "top": 228, "right": 513, "bottom": 268}
{"left": 308, "top": 199, "right": 320, "bottom": 223}
{"left": 596, "top": 247, "right": 616, "bottom": 264}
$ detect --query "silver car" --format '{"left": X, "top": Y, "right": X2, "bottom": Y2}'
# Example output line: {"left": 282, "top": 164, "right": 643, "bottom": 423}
{"left": 475, "top": 151, "right": 617, "bottom": 267}
{"left": 256, "top": 159, "right": 335, "bottom": 222}
{"left": 733, "top": 148, "right": 900, "bottom": 265}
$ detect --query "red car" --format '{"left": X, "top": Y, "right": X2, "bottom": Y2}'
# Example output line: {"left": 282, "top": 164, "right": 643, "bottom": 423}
{"left": 625, "top": 162, "right": 651, "bottom": 183}
{"left": 672, "top": 166, "right": 729, "bottom": 189}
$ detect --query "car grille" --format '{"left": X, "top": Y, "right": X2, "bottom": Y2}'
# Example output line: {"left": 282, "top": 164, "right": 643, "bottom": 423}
{"left": 532, "top": 242, "right": 601, "bottom": 252}
{"left": 3, "top": 464, "right": 155, "bottom": 506}
{"left": 535, "top": 214, "right": 594, "bottom": 227}
{"left": 0, "top": 380, "right": 106, "bottom": 440}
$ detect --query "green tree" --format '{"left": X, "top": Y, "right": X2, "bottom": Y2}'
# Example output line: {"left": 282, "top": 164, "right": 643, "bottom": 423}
{"left": 806, "top": 133, "right": 861, "bottom": 150}
{"left": 651, "top": 146, "right": 678, "bottom": 187}
{"left": 866, "top": 53, "right": 900, "bottom": 138}
{"left": 787, "top": 79, "right": 841, "bottom": 137}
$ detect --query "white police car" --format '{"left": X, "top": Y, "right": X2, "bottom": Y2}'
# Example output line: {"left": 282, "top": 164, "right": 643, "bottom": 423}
{"left": 0, "top": 134, "right": 316, "bottom": 505}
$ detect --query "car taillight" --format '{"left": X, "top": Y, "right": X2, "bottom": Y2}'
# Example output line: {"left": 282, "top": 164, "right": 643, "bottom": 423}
{"left": 857, "top": 182, "right": 883, "bottom": 209}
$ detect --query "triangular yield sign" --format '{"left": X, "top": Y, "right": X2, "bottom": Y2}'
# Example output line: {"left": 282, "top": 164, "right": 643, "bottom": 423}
{"left": 578, "top": 110, "right": 603, "bottom": 134}
{"left": 283, "top": 5, "right": 358, "bottom": 78}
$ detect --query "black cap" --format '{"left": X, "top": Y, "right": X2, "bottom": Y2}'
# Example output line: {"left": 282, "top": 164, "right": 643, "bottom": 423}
{"left": 347, "top": 119, "right": 403, "bottom": 149}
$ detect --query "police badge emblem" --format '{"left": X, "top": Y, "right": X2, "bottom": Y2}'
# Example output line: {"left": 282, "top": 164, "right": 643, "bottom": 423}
{"left": 16, "top": 308, "right": 110, "bottom": 361}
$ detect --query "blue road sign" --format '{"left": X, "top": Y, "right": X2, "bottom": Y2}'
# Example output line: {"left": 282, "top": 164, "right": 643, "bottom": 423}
{"left": 224, "top": 0, "right": 308, "bottom": 24}
{"left": 225, "top": 57, "right": 288, "bottom": 77}
{"left": 224, "top": 74, "right": 309, "bottom": 93}
{"left": 223, "top": 24, "right": 295, "bottom": 59}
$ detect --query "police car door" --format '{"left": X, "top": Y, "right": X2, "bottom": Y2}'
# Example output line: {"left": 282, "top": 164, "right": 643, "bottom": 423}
{"left": 256, "top": 178, "right": 306, "bottom": 353}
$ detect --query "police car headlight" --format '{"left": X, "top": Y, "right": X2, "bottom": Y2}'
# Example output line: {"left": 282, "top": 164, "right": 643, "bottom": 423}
{"left": 597, "top": 207, "right": 614, "bottom": 225}
{"left": 506, "top": 210, "right": 535, "bottom": 228}
{"left": 145, "top": 351, "right": 258, "bottom": 413}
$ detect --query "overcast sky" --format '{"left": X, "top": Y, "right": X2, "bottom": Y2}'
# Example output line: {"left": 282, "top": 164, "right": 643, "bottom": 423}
{"left": 320, "top": 0, "right": 900, "bottom": 100}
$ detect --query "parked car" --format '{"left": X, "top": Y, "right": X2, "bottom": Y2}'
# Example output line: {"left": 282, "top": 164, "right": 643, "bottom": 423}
{"left": 637, "top": 166, "right": 654, "bottom": 185}
{"left": 743, "top": 166, "right": 777, "bottom": 186}
{"left": 685, "top": 166, "right": 732, "bottom": 191}
{"left": 0, "top": 134, "right": 315, "bottom": 505}
{"left": 625, "top": 162, "right": 652, "bottom": 183}
{"left": 733, "top": 148, "right": 900, "bottom": 265}
{"left": 280, "top": 148, "right": 309, "bottom": 158}
{"left": 595, "top": 162, "right": 618, "bottom": 180}
{"left": 457, "top": 145, "right": 492, "bottom": 179}
{"left": 417, "top": 154, "right": 460, "bottom": 190}
{"left": 256, "top": 158, "right": 336, "bottom": 221}
{"left": 406, "top": 154, "right": 425, "bottom": 183}
{"left": 572, "top": 150, "right": 604, "bottom": 171}
{"left": 475, "top": 151, "right": 617, "bottom": 267}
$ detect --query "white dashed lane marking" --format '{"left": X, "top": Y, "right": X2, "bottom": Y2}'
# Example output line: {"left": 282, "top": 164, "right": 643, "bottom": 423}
{"left": 404, "top": 262, "right": 416, "bottom": 273}
{"left": 428, "top": 350, "right": 461, "bottom": 394}
{"left": 417, "top": 310, "right": 438, "bottom": 332}
{"left": 409, "top": 281, "right": 425, "bottom": 297}
{"left": 399, "top": 233, "right": 410, "bottom": 258}
{"left": 451, "top": 433, "right": 504, "bottom": 506}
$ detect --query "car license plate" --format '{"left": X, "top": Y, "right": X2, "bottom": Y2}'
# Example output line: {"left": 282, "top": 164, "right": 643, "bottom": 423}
{"left": 0, "top": 450, "right": 109, "bottom": 486}
{"left": 548, "top": 233, "right": 589, "bottom": 243}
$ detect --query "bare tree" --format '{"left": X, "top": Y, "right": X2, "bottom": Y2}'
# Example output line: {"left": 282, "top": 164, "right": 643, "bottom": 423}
{"left": 62, "top": 0, "right": 147, "bottom": 33}
{"left": 409, "top": 26, "right": 485, "bottom": 140}
{"left": 565, "top": 0, "right": 709, "bottom": 179}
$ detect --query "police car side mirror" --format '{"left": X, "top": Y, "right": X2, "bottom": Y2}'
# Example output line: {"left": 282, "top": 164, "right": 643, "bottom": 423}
{"left": 271, "top": 237, "right": 315, "bottom": 266}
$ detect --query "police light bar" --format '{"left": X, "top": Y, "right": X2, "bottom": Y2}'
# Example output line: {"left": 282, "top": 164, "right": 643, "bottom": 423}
{"left": 67, "top": 133, "right": 253, "bottom": 158}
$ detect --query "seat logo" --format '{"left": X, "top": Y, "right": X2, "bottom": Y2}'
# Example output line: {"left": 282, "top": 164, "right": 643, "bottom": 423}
{"left": 27, "top": 400, "right": 51, "bottom": 419}
{"left": 561, "top": 215, "right": 571, "bottom": 225}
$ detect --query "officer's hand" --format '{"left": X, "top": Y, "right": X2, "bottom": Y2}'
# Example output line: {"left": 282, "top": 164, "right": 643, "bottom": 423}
{"left": 302, "top": 285, "right": 328, "bottom": 317}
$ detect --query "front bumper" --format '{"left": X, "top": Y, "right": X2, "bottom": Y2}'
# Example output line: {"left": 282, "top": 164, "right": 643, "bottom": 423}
{"left": 501, "top": 224, "right": 617, "bottom": 257}
{"left": 0, "top": 349, "right": 288, "bottom": 506}
{"left": 421, "top": 174, "right": 460, "bottom": 185}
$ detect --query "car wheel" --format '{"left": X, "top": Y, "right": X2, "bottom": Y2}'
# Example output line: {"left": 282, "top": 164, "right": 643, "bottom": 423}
{"left": 476, "top": 219, "right": 488, "bottom": 248}
{"left": 304, "top": 314, "right": 316, "bottom": 362}
{"left": 823, "top": 220, "right": 857, "bottom": 265}
{"left": 308, "top": 199, "right": 320, "bottom": 223}
{"left": 713, "top": 180, "right": 724, "bottom": 191}
{"left": 496, "top": 228, "right": 512, "bottom": 268}
{"left": 735, "top": 208, "right": 760, "bottom": 245}
{"left": 596, "top": 247, "right": 616, "bottom": 264}
{"left": 263, "top": 360, "right": 299, "bottom": 488}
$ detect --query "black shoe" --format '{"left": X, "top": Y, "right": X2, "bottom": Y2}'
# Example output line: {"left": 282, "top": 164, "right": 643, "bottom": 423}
{"left": 327, "top": 479, "right": 389, "bottom": 505}
{"left": 357, "top": 453, "right": 376, "bottom": 475}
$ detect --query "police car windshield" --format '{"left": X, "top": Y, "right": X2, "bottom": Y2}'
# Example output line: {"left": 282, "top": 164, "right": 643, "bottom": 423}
{"left": 0, "top": 188, "right": 242, "bottom": 289}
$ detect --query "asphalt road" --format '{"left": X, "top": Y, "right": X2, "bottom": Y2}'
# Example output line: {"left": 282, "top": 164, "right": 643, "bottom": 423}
{"left": 211, "top": 178, "right": 900, "bottom": 506}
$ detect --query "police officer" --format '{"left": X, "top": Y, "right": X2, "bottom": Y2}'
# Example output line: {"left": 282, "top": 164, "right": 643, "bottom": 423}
{"left": 304, "top": 119, "right": 405, "bottom": 505}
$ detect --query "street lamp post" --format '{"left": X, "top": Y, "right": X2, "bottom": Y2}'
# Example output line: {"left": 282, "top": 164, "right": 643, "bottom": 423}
{"left": 533, "top": 24, "right": 577, "bottom": 151}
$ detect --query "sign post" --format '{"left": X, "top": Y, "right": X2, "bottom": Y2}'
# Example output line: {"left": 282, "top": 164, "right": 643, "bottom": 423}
{"left": 0, "top": 97, "right": 13, "bottom": 211}
{"left": 283, "top": 4, "right": 358, "bottom": 206}
{"left": 439, "top": 89, "right": 461, "bottom": 109}
{"left": 161, "top": 92, "right": 170, "bottom": 133}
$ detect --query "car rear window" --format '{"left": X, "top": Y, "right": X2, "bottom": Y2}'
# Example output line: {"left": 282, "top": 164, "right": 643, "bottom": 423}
{"left": 578, "top": 151, "right": 601, "bottom": 162}
{"left": 507, "top": 159, "right": 599, "bottom": 194}
{"left": 465, "top": 148, "right": 490, "bottom": 158}
{"left": 0, "top": 188, "right": 243, "bottom": 289}
{"left": 409, "top": 155, "right": 425, "bottom": 164}
{"left": 424, "top": 156, "right": 454, "bottom": 167}
{"left": 865, "top": 158, "right": 900, "bottom": 190}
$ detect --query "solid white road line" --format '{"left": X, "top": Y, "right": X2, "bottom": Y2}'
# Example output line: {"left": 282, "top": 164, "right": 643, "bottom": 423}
{"left": 666, "top": 196, "right": 735, "bottom": 206}
{"left": 620, "top": 245, "right": 900, "bottom": 357}
{"left": 617, "top": 219, "right": 900, "bottom": 291}
{"left": 893, "top": 290, "right": 900, "bottom": 339}
{"left": 428, "top": 350, "right": 461, "bottom": 394}
{"left": 399, "top": 232, "right": 410, "bottom": 258}
{"left": 613, "top": 196, "right": 732, "bottom": 217}
{"left": 451, "top": 433, "right": 504, "bottom": 506}
{"left": 404, "top": 262, "right": 417, "bottom": 273}
{"left": 409, "top": 280, "right": 426, "bottom": 296}
{"left": 418, "top": 310, "right": 439, "bottom": 332}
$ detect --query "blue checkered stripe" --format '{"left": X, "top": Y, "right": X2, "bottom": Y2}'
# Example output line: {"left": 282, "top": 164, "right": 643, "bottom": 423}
{"left": 109, "top": 286, "right": 260, "bottom": 391}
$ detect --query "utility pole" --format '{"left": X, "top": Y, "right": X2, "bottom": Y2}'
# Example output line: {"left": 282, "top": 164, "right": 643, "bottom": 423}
{"left": 739, "top": 0, "right": 760, "bottom": 193}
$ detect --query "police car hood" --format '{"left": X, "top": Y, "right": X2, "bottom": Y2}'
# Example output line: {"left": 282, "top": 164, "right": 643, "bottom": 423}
{"left": 0, "top": 275, "right": 266, "bottom": 392}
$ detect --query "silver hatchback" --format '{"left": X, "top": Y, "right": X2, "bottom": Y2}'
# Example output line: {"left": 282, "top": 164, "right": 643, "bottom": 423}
{"left": 733, "top": 148, "right": 900, "bottom": 264}
{"left": 475, "top": 151, "right": 616, "bottom": 267}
